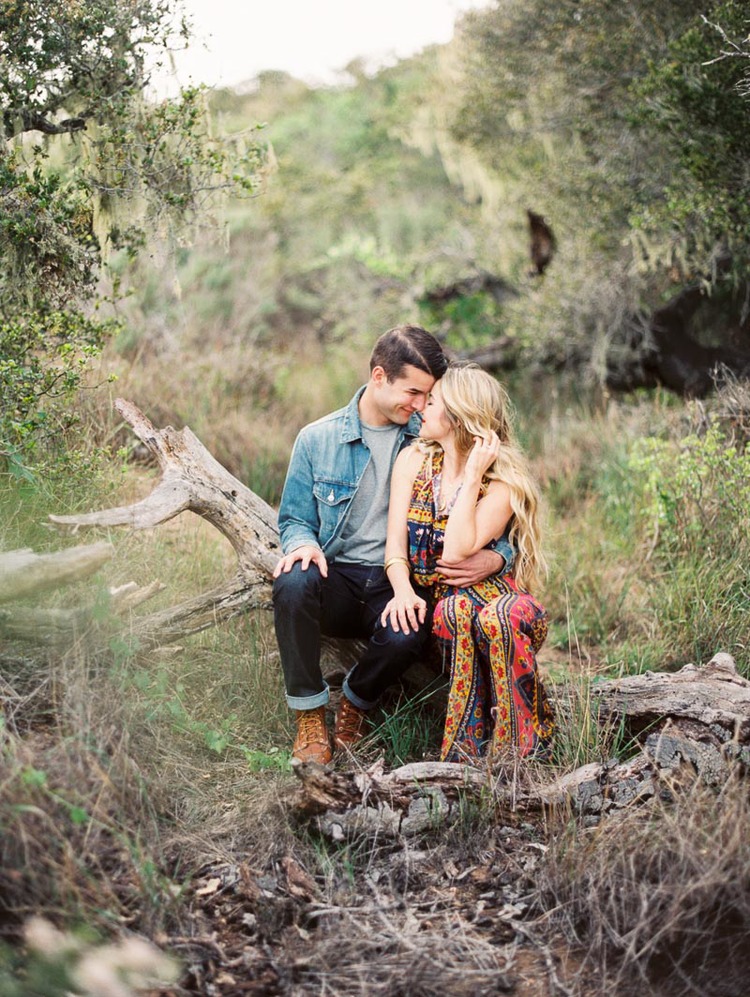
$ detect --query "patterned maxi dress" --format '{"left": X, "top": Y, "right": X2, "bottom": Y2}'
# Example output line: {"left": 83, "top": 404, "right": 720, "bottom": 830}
{"left": 407, "top": 450, "right": 554, "bottom": 762}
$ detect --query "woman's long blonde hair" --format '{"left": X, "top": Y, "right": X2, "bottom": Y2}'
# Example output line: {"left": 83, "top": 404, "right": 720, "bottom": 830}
{"left": 422, "top": 362, "right": 547, "bottom": 593}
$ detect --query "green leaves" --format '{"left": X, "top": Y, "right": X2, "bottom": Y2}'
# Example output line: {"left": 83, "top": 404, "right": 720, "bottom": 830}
{"left": 628, "top": 424, "right": 750, "bottom": 563}
{"left": 630, "top": 2, "right": 750, "bottom": 266}
{"left": 0, "top": 308, "right": 117, "bottom": 463}
{"left": 87, "top": 86, "right": 266, "bottom": 227}
{"left": 0, "top": 1, "right": 267, "bottom": 474}
{"left": 0, "top": 0, "right": 177, "bottom": 138}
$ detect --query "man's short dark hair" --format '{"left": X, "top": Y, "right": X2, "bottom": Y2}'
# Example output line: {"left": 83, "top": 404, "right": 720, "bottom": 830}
{"left": 369, "top": 324, "right": 448, "bottom": 381}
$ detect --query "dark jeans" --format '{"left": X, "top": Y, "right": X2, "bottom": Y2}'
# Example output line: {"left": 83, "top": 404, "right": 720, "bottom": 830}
{"left": 272, "top": 561, "right": 432, "bottom": 710}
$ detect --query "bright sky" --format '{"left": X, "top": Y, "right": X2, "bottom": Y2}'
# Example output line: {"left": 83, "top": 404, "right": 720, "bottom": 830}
{"left": 151, "top": 0, "right": 493, "bottom": 95}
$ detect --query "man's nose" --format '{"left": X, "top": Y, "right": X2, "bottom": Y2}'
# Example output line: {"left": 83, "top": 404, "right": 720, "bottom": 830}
{"left": 411, "top": 395, "right": 427, "bottom": 412}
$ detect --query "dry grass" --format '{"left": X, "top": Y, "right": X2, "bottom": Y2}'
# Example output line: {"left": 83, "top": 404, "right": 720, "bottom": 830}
{"left": 0, "top": 707, "right": 172, "bottom": 936}
{"left": 291, "top": 902, "right": 518, "bottom": 996}
{"left": 80, "top": 261, "right": 376, "bottom": 505}
{"left": 540, "top": 764, "right": 750, "bottom": 996}
{"left": 532, "top": 396, "right": 669, "bottom": 661}
{"left": 693, "top": 372, "right": 750, "bottom": 446}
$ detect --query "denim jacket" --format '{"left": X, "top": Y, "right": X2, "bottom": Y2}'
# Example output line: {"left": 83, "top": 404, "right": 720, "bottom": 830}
{"left": 277, "top": 386, "right": 515, "bottom": 570}
{"left": 278, "top": 387, "right": 416, "bottom": 560}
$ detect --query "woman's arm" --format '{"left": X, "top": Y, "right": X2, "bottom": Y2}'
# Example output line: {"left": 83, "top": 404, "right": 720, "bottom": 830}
{"left": 381, "top": 447, "right": 427, "bottom": 634}
{"left": 442, "top": 436, "right": 513, "bottom": 563}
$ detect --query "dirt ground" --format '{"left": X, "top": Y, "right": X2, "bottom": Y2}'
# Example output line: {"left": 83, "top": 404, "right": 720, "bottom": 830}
{"left": 147, "top": 795, "right": 600, "bottom": 997}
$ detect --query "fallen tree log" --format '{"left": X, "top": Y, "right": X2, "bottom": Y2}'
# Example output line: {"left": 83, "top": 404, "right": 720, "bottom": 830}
{"left": 1, "top": 400, "right": 280, "bottom": 652}
{"left": 0, "top": 402, "right": 363, "bottom": 665}
{"left": 291, "top": 653, "right": 750, "bottom": 838}
{"left": 50, "top": 399, "right": 280, "bottom": 578}
{"left": 592, "top": 651, "right": 750, "bottom": 735}
{"left": 592, "top": 651, "right": 750, "bottom": 785}
{"left": 0, "top": 580, "right": 167, "bottom": 647}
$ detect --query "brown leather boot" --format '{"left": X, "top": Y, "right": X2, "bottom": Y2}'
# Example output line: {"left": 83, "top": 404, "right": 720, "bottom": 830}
{"left": 293, "top": 707, "right": 332, "bottom": 765}
{"left": 334, "top": 697, "right": 369, "bottom": 751}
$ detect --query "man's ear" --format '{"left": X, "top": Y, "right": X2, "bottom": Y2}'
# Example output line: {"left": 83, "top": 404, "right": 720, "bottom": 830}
{"left": 371, "top": 365, "right": 387, "bottom": 386}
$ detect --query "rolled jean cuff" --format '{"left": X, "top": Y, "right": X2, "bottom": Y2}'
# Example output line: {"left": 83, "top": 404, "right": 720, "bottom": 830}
{"left": 342, "top": 676, "right": 377, "bottom": 711}
{"left": 286, "top": 686, "right": 329, "bottom": 710}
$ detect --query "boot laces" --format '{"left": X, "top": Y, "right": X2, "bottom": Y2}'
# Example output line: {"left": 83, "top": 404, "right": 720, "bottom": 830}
{"left": 338, "top": 699, "right": 365, "bottom": 738}
{"left": 298, "top": 710, "right": 326, "bottom": 745}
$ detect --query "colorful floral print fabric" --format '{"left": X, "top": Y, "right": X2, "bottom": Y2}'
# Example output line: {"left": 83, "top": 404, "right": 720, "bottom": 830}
{"left": 407, "top": 450, "right": 554, "bottom": 761}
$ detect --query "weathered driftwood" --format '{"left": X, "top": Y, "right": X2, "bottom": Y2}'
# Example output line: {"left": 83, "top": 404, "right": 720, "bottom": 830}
{"left": 592, "top": 651, "right": 750, "bottom": 785}
{"left": 44, "top": 398, "right": 281, "bottom": 649}
{"left": 593, "top": 652, "right": 750, "bottom": 734}
{"left": 0, "top": 543, "right": 113, "bottom": 604}
{"left": 0, "top": 580, "right": 167, "bottom": 646}
{"left": 292, "top": 758, "right": 490, "bottom": 839}
{"left": 292, "top": 654, "right": 750, "bottom": 838}
{"left": 0, "top": 605, "right": 94, "bottom": 644}
{"left": 2, "top": 402, "right": 361, "bottom": 663}
{"left": 51, "top": 400, "right": 279, "bottom": 577}
{"left": 291, "top": 752, "right": 660, "bottom": 839}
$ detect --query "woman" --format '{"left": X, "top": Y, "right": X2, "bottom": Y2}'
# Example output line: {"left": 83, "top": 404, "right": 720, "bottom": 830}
{"left": 381, "top": 362, "right": 554, "bottom": 762}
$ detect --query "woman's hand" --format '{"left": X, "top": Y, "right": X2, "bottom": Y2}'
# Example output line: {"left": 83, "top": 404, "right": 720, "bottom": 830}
{"left": 465, "top": 430, "right": 501, "bottom": 480}
{"left": 380, "top": 591, "right": 428, "bottom": 634}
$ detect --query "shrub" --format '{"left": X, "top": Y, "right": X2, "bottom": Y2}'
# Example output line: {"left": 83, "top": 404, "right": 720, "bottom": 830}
{"left": 627, "top": 423, "right": 750, "bottom": 667}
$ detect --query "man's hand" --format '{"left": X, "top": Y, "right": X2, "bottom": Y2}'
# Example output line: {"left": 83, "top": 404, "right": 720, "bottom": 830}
{"left": 273, "top": 545, "right": 328, "bottom": 578}
{"left": 436, "top": 548, "right": 505, "bottom": 588}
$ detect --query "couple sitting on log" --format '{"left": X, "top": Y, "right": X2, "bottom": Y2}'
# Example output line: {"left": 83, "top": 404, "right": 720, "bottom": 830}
{"left": 272, "top": 324, "right": 554, "bottom": 765}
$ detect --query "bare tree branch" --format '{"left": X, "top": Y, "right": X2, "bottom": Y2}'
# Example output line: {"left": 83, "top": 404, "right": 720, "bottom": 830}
{"left": 0, "top": 543, "right": 113, "bottom": 603}
{"left": 45, "top": 399, "right": 280, "bottom": 647}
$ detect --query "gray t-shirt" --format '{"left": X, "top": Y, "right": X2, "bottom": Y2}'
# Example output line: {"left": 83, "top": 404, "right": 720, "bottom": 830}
{"left": 337, "top": 422, "right": 402, "bottom": 565}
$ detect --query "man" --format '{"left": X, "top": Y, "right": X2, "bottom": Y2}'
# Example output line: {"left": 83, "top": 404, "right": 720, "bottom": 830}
{"left": 273, "top": 324, "right": 511, "bottom": 764}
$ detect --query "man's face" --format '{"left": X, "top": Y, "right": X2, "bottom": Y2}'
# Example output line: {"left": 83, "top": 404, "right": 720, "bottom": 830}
{"left": 370, "top": 364, "right": 435, "bottom": 426}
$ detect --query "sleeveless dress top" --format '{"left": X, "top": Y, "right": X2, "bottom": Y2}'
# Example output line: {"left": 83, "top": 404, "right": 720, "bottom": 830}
{"left": 407, "top": 449, "right": 506, "bottom": 603}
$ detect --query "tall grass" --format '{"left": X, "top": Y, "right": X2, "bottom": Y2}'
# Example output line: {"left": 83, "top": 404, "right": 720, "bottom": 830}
{"left": 534, "top": 393, "right": 664, "bottom": 665}
{"left": 534, "top": 385, "right": 749, "bottom": 677}
{"left": 540, "top": 765, "right": 750, "bottom": 995}
{"left": 625, "top": 403, "right": 750, "bottom": 672}
{"left": 362, "top": 681, "right": 448, "bottom": 767}
{"left": 0, "top": 652, "right": 179, "bottom": 937}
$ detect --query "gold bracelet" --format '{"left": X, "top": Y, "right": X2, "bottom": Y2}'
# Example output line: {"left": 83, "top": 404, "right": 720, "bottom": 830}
{"left": 384, "top": 556, "right": 409, "bottom": 573}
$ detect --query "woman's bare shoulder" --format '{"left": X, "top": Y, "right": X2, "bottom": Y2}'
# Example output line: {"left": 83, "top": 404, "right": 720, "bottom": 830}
{"left": 482, "top": 477, "right": 513, "bottom": 505}
{"left": 393, "top": 442, "right": 428, "bottom": 481}
{"left": 396, "top": 441, "right": 427, "bottom": 468}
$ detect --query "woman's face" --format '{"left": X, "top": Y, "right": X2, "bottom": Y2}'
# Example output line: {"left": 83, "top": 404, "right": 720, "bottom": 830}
{"left": 419, "top": 382, "right": 454, "bottom": 442}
